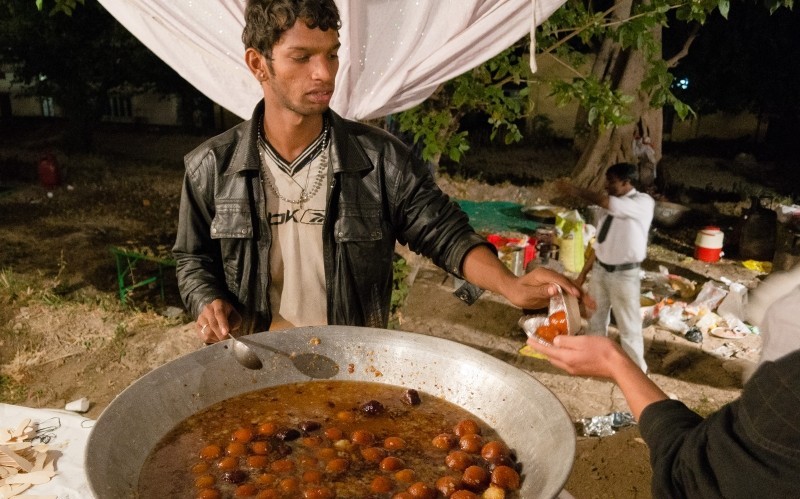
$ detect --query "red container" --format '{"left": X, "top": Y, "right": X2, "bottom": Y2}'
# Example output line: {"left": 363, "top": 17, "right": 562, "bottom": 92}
{"left": 486, "top": 234, "right": 509, "bottom": 249}
{"left": 694, "top": 226, "right": 724, "bottom": 262}
{"left": 524, "top": 240, "right": 537, "bottom": 267}
{"left": 37, "top": 154, "right": 61, "bottom": 188}
{"left": 695, "top": 246, "right": 722, "bottom": 262}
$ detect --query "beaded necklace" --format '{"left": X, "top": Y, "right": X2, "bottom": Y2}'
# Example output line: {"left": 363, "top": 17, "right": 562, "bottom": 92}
{"left": 258, "top": 117, "right": 329, "bottom": 207}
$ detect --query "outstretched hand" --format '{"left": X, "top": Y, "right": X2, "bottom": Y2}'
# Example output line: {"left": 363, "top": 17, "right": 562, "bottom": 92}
{"left": 461, "top": 244, "right": 584, "bottom": 311}
{"left": 526, "top": 334, "right": 620, "bottom": 378}
{"left": 504, "top": 266, "right": 581, "bottom": 310}
{"left": 527, "top": 335, "right": 668, "bottom": 420}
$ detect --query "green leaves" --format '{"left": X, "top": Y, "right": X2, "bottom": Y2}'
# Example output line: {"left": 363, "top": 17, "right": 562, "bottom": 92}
{"left": 35, "top": 0, "right": 85, "bottom": 16}
{"left": 764, "top": 0, "right": 793, "bottom": 13}
{"left": 399, "top": 108, "right": 471, "bottom": 163}
{"left": 552, "top": 77, "right": 633, "bottom": 131}
{"left": 538, "top": 0, "right": 791, "bottom": 135}
{"left": 718, "top": 0, "right": 731, "bottom": 19}
{"left": 643, "top": 59, "right": 696, "bottom": 119}
{"left": 395, "top": 42, "right": 530, "bottom": 164}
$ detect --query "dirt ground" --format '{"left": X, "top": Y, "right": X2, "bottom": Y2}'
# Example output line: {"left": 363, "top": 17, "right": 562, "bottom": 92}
{"left": 0, "top": 124, "right": 778, "bottom": 498}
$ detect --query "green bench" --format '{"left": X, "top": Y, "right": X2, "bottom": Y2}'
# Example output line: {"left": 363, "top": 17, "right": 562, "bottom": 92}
{"left": 110, "top": 245, "right": 176, "bottom": 304}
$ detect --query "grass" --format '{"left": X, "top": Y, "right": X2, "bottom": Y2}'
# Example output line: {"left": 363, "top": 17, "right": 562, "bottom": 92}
{"left": 0, "top": 247, "right": 71, "bottom": 304}
{"left": 0, "top": 264, "right": 122, "bottom": 312}
{"left": 0, "top": 374, "right": 27, "bottom": 404}
{"left": 112, "top": 322, "right": 131, "bottom": 360}
{"left": 0, "top": 268, "right": 54, "bottom": 305}
{"left": 388, "top": 256, "right": 411, "bottom": 329}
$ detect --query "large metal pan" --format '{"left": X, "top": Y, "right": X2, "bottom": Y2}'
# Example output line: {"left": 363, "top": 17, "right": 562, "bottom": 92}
{"left": 85, "top": 326, "right": 575, "bottom": 498}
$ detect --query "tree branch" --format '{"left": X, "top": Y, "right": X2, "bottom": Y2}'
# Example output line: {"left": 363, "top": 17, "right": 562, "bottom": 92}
{"left": 539, "top": 3, "right": 621, "bottom": 57}
{"left": 665, "top": 23, "right": 700, "bottom": 68}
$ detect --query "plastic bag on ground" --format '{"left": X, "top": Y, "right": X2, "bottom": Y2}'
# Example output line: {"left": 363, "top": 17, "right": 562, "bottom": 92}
{"left": 658, "top": 303, "right": 689, "bottom": 334}
{"left": 686, "top": 280, "right": 728, "bottom": 315}
{"left": 716, "top": 281, "right": 752, "bottom": 336}
{"left": 717, "top": 282, "right": 747, "bottom": 319}
{"left": 577, "top": 412, "right": 636, "bottom": 437}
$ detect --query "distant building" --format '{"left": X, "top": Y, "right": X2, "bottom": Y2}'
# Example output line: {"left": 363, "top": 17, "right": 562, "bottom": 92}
{"left": 0, "top": 66, "right": 238, "bottom": 131}
{"left": 0, "top": 62, "right": 762, "bottom": 141}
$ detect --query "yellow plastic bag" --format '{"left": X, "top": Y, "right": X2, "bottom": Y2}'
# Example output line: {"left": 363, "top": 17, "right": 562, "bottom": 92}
{"left": 556, "top": 210, "right": 585, "bottom": 273}
{"left": 742, "top": 260, "right": 773, "bottom": 274}
{"left": 518, "top": 344, "right": 548, "bottom": 359}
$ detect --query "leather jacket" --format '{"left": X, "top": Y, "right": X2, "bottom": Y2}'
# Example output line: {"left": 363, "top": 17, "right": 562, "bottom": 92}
{"left": 174, "top": 101, "right": 489, "bottom": 334}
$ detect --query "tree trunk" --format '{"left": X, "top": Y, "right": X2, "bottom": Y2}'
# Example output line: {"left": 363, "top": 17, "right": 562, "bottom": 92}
{"left": 570, "top": 0, "right": 663, "bottom": 189}
{"left": 62, "top": 98, "right": 96, "bottom": 153}
{"left": 59, "top": 82, "right": 108, "bottom": 153}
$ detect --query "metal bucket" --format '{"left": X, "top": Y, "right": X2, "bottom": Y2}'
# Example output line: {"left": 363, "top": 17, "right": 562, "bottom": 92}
{"left": 653, "top": 201, "right": 690, "bottom": 228}
{"left": 85, "top": 326, "right": 575, "bottom": 498}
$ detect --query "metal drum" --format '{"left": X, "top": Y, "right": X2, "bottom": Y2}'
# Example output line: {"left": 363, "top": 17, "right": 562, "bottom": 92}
{"left": 85, "top": 326, "right": 575, "bottom": 498}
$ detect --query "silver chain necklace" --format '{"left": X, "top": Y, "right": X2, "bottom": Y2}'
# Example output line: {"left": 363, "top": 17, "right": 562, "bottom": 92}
{"left": 258, "top": 120, "right": 329, "bottom": 206}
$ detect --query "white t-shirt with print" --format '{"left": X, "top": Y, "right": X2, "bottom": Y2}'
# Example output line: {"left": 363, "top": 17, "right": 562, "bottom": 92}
{"left": 259, "top": 139, "right": 329, "bottom": 330}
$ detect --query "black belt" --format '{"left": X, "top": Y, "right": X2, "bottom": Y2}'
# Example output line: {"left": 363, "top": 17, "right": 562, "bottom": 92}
{"left": 597, "top": 260, "right": 640, "bottom": 272}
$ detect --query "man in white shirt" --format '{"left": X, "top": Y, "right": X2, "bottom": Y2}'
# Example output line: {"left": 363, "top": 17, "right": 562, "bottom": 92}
{"left": 557, "top": 163, "right": 654, "bottom": 371}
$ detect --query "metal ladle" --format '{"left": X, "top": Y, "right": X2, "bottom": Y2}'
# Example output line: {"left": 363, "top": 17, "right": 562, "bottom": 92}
{"left": 226, "top": 333, "right": 263, "bottom": 370}
{"left": 225, "top": 333, "right": 339, "bottom": 378}
{"left": 260, "top": 343, "right": 339, "bottom": 379}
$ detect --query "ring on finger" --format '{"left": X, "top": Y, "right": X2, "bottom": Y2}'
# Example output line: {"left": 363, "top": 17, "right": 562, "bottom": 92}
{"left": 201, "top": 323, "right": 208, "bottom": 334}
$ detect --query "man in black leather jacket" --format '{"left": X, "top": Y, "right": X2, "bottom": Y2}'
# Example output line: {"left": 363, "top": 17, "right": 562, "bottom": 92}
{"left": 174, "top": 0, "right": 578, "bottom": 342}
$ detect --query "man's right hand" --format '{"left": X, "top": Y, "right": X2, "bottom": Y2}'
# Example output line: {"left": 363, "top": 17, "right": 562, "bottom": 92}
{"left": 196, "top": 298, "right": 242, "bottom": 343}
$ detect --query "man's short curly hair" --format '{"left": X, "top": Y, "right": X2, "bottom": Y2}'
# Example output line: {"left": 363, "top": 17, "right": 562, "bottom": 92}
{"left": 242, "top": 0, "right": 341, "bottom": 57}
{"left": 606, "top": 162, "right": 638, "bottom": 182}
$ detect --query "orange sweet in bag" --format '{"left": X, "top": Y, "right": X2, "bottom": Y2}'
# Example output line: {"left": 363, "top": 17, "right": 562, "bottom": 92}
{"left": 549, "top": 310, "right": 568, "bottom": 334}
{"left": 535, "top": 324, "right": 559, "bottom": 343}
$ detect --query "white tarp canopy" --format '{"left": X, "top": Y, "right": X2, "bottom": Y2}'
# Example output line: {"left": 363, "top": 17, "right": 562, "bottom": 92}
{"left": 96, "top": 0, "right": 565, "bottom": 121}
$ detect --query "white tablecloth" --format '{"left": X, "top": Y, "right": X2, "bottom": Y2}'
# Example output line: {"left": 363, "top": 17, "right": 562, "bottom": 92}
{"left": 0, "top": 404, "right": 95, "bottom": 498}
